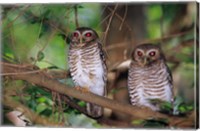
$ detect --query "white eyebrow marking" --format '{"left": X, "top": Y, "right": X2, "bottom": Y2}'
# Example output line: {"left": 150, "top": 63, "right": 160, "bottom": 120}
{"left": 82, "top": 30, "right": 93, "bottom": 36}
{"left": 136, "top": 49, "right": 145, "bottom": 53}
{"left": 146, "top": 49, "right": 157, "bottom": 55}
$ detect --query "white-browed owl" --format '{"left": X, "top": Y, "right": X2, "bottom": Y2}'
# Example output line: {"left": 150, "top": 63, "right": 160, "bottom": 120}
{"left": 128, "top": 43, "right": 173, "bottom": 111}
{"left": 68, "top": 27, "right": 107, "bottom": 118}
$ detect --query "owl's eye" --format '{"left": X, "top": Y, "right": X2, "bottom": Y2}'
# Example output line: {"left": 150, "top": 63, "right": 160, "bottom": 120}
{"left": 137, "top": 51, "right": 143, "bottom": 56}
{"left": 73, "top": 32, "right": 79, "bottom": 37}
{"left": 149, "top": 51, "right": 156, "bottom": 56}
{"left": 85, "top": 32, "right": 92, "bottom": 37}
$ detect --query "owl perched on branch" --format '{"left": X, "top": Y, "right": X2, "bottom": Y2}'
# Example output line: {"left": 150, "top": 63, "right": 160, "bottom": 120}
{"left": 128, "top": 43, "right": 174, "bottom": 111}
{"left": 68, "top": 27, "right": 107, "bottom": 118}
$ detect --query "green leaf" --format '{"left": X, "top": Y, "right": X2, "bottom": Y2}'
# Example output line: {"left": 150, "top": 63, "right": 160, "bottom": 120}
{"left": 37, "top": 97, "right": 46, "bottom": 103}
{"left": 131, "top": 119, "right": 144, "bottom": 125}
{"left": 143, "top": 118, "right": 168, "bottom": 128}
{"left": 160, "top": 101, "right": 173, "bottom": 114}
{"left": 147, "top": 5, "right": 162, "bottom": 21}
{"left": 78, "top": 5, "right": 84, "bottom": 8}
{"left": 186, "top": 105, "right": 194, "bottom": 110}
{"left": 37, "top": 51, "right": 45, "bottom": 61}
{"left": 47, "top": 66, "right": 59, "bottom": 69}
{"left": 39, "top": 108, "right": 52, "bottom": 116}
{"left": 78, "top": 101, "right": 86, "bottom": 107}
{"left": 36, "top": 103, "right": 48, "bottom": 113}
{"left": 28, "top": 99, "right": 37, "bottom": 111}
{"left": 179, "top": 106, "right": 187, "bottom": 113}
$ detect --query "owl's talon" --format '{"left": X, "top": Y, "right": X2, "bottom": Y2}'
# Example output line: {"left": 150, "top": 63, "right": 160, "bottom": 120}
{"left": 75, "top": 86, "right": 82, "bottom": 91}
{"left": 75, "top": 86, "right": 90, "bottom": 93}
{"left": 82, "top": 87, "right": 90, "bottom": 93}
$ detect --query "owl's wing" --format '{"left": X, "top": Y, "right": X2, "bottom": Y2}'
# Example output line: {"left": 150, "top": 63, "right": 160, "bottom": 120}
{"left": 165, "top": 63, "right": 174, "bottom": 103}
{"left": 98, "top": 42, "right": 107, "bottom": 96}
{"left": 166, "top": 64, "right": 173, "bottom": 86}
{"left": 97, "top": 42, "right": 106, "bottom": 64}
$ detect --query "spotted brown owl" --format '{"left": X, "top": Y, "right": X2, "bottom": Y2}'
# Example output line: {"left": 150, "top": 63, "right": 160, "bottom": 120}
{"left": 68, "top": 27, "right": 107, "bottom": 118}
{"left": 128, "top": 43, "right": 173, "bottom": 111}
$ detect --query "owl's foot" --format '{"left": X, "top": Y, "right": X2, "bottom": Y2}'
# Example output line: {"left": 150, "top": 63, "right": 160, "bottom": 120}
{"left": 75, "top": 86, "right": 90, "bottom": 93}
{"left": 82, "top": 87, "right": 90, "bottom": 93}
{"left": 75, "top": 86, "right": 81, "bottom": 91}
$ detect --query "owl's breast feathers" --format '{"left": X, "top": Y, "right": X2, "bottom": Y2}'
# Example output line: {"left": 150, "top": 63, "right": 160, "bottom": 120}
{"left": 68, "top": 42, "right": 106, "bottom": 95}
{"left": 128, "top": 60, "right": 173, "bottom": 110}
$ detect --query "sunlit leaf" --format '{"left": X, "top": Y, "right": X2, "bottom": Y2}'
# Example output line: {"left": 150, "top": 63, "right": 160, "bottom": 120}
{"left": 131, "top": 119, "right": 144, "bottom": 125}
{"left": 36, "top": 103, "right": 48, "bottom": 113}
{"left": 78, "top": 101, "right": 86, "bottom": 107}
{"left": 37, "top": 97, "right": 46, "bottom": 103}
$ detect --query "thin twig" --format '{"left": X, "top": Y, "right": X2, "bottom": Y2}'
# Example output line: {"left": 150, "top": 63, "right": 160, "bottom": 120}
{"left": 0, "top": 69, "right": 43, "bottom": 76}
{"left": 98, "top": 13, "right": 112, "bottom": 27}
{"left": 106, "top": 6, "right": 132, "bottom": 31}
{"left": 5, "top": 5, "right": 30, "bottom": 29}
{"left": 105, "top": 30, "right": 193, "bottom": 51}
{"left": 9, "top": 25, "right": 19, "bottom": 62}
{"left": 119, "top": 4, "right": 128, "bottom": 30}
{"left": 0, "top": 62, "right": 33, "bottom": 68}
{"left": 138, "top": 29, "right": 193, "bottom": 44}
{"left": 100, "top": 5, "right": 108, "bottom": 16}
{"left": 74, "top": 5, "right": 79, "bottom": 28}
{"left": 40, "top": 31, "right": 57, "bottom": 52}
{"left": 37, "top": 14, "right": 44, "bottom": 40}
{"left": 1, "top": 61, "right": 69, "bottom": 79}
{"left": 32, "top": 30, "right": 57, "bottom": 65}
{"left": 103, "top": 4, "right": 118, "bottom": 43}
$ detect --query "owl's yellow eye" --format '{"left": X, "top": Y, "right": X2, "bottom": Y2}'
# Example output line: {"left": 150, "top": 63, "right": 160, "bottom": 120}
{"left": 85, "top": 32, "right": 92, "bottom": 37}
{"left": 137, "top": 51, "right": 143, "bottom": 56}
{"left": 149, "top": 51, "right": 156, "bottom": 56}
{"left": 73, "top": 32, "right": 79, "bottom": 37}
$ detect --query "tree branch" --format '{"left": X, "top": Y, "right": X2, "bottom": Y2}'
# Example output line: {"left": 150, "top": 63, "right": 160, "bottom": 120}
{"left": 1, "top": 62, "right": 195, "bottom": 127}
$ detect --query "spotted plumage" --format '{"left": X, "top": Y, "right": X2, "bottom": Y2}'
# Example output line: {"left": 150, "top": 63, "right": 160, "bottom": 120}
{"left": 128, "top": 43, "right": 173, "bottom": 111}
{"left": 68, "top": 27, "right": 107, "bottom": 118}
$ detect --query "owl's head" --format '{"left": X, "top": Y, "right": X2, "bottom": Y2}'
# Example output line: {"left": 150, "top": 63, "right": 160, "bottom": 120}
{"left": 131, "top": 43, "right": 165, "bottom": 67}
{"left": 70, "top": 27, "right": 99, "bottom": 47}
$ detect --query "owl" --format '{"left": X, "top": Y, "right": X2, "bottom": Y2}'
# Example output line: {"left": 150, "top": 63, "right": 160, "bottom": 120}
{"left": 68, "top": 27, "right": 107, "bottom": 118}
{"left": 128, "top": 43, "right": 173, "bottom": 111}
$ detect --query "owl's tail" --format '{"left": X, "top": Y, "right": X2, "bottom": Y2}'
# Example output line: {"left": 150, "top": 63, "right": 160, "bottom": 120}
{"left": 86, "top": 103, "right": 103, "bottom": 118}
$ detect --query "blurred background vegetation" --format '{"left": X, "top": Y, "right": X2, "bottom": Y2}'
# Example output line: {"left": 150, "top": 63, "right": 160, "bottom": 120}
{"left": 1, "top": 2, "right": 198, "bottom": 128}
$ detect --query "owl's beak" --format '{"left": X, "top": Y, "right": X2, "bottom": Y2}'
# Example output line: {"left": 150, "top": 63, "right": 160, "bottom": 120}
{"left": 76, "top": 37, "right": 84, "bottom": 48}
{"left": 141, "top": 57, "right": 147, "bottom": 66}
{"left": 79, "top": 37, "right": 83, "bottom": 44}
